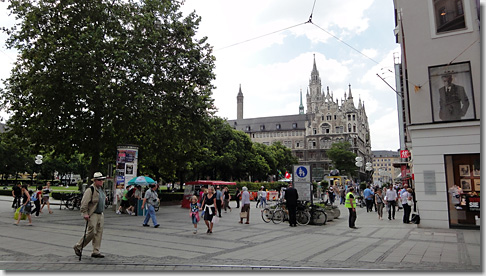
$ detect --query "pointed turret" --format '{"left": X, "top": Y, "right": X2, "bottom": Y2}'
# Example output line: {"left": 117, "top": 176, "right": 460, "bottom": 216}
{"left": 348, "top": 84, "right": 353, "bottom": 99}
{"left": 299, "top": 89, "right": 304, "bottom": 114}
{"left": 237, "top": 84, "right": 244, "bottom": 120}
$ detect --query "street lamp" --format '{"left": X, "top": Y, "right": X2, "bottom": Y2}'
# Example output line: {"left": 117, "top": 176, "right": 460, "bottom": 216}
{"left": 32, "top": 154, "right": 43, "bottom": 185}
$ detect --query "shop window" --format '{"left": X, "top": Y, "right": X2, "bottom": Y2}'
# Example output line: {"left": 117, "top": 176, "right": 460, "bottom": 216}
{"left": 445, "top": 153, "right": 480, "bottom": 228}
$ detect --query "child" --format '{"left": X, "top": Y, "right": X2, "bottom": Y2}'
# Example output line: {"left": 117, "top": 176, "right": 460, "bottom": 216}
{"left": 189, "top": 195, "right": 200, "bottom": 234}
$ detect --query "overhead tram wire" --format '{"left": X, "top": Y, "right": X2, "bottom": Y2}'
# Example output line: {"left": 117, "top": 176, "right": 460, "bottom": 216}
{"left": 215, "top": 21, "right": 310, "bottom": 52}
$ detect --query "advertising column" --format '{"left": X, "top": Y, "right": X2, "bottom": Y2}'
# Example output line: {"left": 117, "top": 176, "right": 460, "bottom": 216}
{"left": 115, "top": 145, "right": 139, "bottom": 205}
{"left": 293, "top": 165, "right": 312, "bottom": 204}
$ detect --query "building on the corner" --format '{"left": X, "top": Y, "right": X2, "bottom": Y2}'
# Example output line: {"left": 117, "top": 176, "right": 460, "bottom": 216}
{"left": 393, "top": 0, "right": 480, "bottom": 229}
{"left": 372, "top": 150, "right": 401, "bottom": 186}
{"left": 227, "top": 56, "right": 372, "bottom": 182}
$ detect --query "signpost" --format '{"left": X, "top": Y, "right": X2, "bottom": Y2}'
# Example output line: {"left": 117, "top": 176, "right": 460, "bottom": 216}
{"left": 293, "top": 165, "right": 312, "bottom": 203}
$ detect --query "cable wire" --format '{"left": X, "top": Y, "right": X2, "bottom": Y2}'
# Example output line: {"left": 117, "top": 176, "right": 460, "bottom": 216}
{"left": 215, "top": 22, "right": 309, "bottom": 52}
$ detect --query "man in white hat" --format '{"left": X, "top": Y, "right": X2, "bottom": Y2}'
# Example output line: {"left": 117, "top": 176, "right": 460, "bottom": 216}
{"left": 73, "top": 172, "right": 107, "bottom": 258}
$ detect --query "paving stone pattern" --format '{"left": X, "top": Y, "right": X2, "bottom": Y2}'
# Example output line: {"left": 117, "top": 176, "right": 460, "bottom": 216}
{"left": 0, "top": 196, "right": 480, "bottom": 271}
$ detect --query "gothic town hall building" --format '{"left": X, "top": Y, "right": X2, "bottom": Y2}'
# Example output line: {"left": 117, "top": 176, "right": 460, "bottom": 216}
{"left": 227, "top": 56, "right": 372, "bottom": 182}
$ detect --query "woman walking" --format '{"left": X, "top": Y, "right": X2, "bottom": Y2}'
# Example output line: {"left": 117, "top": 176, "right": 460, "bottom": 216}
{"left": 200, "top": 186, "right": 217, "bottom": 234}
{"left": 375, "top": 189, "right": 384, "bottom": 220}
{"left": 14, "top": 184, "right": 32, "bottom": 226}
{"left": 223, "top": 186, "right": 231, "bottom": 213}
{"left": 40, "top": 181, "right": 53, "bottom": 214}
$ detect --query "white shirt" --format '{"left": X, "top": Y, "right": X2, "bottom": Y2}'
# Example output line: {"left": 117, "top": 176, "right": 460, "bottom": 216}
{"left": 385, "top": 188, "right": 397, "bottom": 201}
{"left": 241, "top": 191, "right": 250, "bottom": 204}
{"left": 261, "top": 191, "right": 267, "bottom": 198}
{"left": 400, "top": 191, "right": 409, "bottom": 204}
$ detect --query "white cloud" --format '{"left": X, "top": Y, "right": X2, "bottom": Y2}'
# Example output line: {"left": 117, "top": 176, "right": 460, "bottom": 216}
{"left": 370, "top": 108, "right": 399, "bottom": 150}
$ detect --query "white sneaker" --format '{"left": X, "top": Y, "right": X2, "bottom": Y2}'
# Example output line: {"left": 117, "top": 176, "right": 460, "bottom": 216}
{"left": 193, "top": 230, "right": 197, "bottom": 234}
{"left": 116, "top": 211, "right": 121, "bottom": 215}
{"left": 131, "top": 212, "right": 136, "bottom": 216}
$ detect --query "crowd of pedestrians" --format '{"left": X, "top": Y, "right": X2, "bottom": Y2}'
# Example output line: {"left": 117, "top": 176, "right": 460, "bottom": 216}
{"left": 12, "top": 181, "right": 57, "bottom": 226}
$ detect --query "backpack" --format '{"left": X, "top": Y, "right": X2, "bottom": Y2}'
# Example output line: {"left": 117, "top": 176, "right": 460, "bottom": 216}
{"left": 31, "top": 191, "right": 39, "bottom": 202}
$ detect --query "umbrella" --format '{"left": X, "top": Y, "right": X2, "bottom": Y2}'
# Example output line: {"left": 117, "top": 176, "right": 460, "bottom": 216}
{"left": 127, "top": 176, "right": 156, "bottom": 186}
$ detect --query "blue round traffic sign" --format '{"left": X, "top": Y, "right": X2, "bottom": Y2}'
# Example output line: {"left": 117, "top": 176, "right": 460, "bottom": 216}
{"left": 296, "top": 166, "right": 308, "bottom": 178}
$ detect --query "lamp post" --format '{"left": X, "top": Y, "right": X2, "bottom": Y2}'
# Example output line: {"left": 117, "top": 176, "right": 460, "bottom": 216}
{"left": 32, "top": 154, "right": 43, "bottom": 185}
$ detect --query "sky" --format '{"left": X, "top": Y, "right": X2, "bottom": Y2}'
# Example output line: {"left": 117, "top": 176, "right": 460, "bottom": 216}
{"left": 0, "top": 0, "right": 401, "bottom": 151}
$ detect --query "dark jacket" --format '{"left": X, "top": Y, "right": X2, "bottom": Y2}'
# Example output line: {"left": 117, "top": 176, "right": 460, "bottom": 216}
{"left": 284, "top": 187, "right": 298, "bottom": 206}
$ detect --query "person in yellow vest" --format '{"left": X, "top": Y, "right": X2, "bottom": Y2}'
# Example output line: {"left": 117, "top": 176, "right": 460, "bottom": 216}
{"left": 345, "top": 187, "right": 358, "bottom": 229}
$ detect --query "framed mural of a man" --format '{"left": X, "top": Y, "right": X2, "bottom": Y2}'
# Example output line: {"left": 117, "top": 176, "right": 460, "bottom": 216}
{"left": 428, "top": 62, "right": 475, "bottom": 122}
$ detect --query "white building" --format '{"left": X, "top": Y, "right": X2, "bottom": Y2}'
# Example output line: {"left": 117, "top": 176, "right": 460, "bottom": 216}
{"left": 393, "top": 0, "right": 480, "bottom": 229}
{"left": 228, "top": 56, "right": 372, "bottom": 182}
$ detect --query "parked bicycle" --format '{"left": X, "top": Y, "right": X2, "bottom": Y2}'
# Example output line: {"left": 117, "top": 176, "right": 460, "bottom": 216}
{"left": 272, "top": 201, "right": 310, "bottom": 225}
{"left": 64, "top": 193, "right": 82, "bottom": 210}
{"left": 305, "top": 202, "right": 327, "bottom": 226}
{"left": 261, "top": 200, "right": 285, "bottom": 223}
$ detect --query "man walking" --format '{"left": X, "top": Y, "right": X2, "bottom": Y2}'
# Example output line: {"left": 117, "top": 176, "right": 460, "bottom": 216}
{"left": 363, "top": 185, "right": 374, "bottom": 212}
{"left": 73, "top": 172, "right": 107, "bottom": 258}
{"left": 11, "top": 183, "right": 21, "bottom": 210}
{"left": 386, "top": 185, "right": 398, "bottom": 220}
{"left": 234, "top": 187, "right": 241, "bottom": 208}
{"left": 215, "top": 186, "right": 223, "bottom": 217}
{"left": 142, "top": 184, "right": 160, "bottom": 228}
{"left": 284, "top": 183, "right": 298, "bottom": 227}
{"left": 345, "top": 187, "right": 358, "bottom": 229}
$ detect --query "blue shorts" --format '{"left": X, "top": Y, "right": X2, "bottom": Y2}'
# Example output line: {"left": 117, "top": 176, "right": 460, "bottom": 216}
{"left": 191, "top": 214, "right": 198, "bottom": 224}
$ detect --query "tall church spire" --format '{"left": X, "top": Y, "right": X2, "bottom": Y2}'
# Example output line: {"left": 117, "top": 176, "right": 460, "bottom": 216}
{"left": 348, "top": 84, "right": 353, "bottom": 99}
{"left": 299, "top": 89, "right": 304, "bottom": 114}
{"left": 237, "top": 84, "right": 244, "bottom": 120}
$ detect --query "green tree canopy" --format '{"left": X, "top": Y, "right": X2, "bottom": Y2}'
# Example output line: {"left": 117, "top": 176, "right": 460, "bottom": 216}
{"left": 1, "top": 0, "right": 216, "bottom": 180}
{"left": 327, "top": 141, "right": 357, "bottom": 178}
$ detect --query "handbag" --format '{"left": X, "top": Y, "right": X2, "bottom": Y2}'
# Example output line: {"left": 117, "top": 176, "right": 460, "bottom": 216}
{"left": 411, "top": 202, "right": 420, "bottom": 224}
{"left": 211, "top": 215, "right": 219, "bottom": 224}
{"left": 240, "top": 211, "right": 248, "bottom": 218}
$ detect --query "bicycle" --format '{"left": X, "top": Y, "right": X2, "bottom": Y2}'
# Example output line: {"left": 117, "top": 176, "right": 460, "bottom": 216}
{"left": 65, "top": 193, "right": 82, "bottom": 210}
{"left": 272, "top": 202, "right": 310, "bottom": 225}
{"left": 307, "top": 203, "right": 327, "bottom": 226}
{"left": 261, "top": 200, "right": 285, "bottom": 223}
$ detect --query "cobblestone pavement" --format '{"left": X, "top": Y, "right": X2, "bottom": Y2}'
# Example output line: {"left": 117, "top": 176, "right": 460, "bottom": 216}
{"left": 0, "top": 196, "right": 481, "bottom": 272}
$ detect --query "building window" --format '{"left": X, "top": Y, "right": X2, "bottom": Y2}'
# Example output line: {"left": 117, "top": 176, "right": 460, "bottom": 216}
{"left": 348, "top": 123, "right": 351, "bottom": 132}
{"left": 353, "top": 124, "right": 356, "bottom": 132}
{"left": 260, "top": 125, "right": 265, "bottom": 131}
{"left": 334, "top": 115, "right": 337, "bottom": 120}
{"left": 348, "top": 114, "right": 351, "bottom": 120}
{"left": 313, "top": 128, "right": 317, "bottom": 135}
{"left": 430, "top": 0, "right": 472, "bottom": 37}
{"left": 292, "top": 123, "right": 298, "bottom": 129}
{"left": 276, "top": 124, "right": 281, "bottom": 130}
{"left": 246, "top": 126, "right": 251, "bottom": 131}
{"left": 353, "top": 114, "right": 356, "bottom": 121}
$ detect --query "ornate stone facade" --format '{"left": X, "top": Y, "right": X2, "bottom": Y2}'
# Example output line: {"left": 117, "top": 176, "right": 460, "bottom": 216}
{"left": 228, "top": 56, "right": 372, "bottom": 181}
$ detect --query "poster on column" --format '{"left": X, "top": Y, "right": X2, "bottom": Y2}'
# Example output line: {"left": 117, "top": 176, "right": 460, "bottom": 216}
{"left": 116, "top": 145, "right": 139, "bottom": 188}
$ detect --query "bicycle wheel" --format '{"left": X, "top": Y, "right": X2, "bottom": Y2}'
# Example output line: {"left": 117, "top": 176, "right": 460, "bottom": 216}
{"left": 261, "top": 208, "right": 273, "bottom": 223}
{"left": 312, "top": 210, "right": 327, "bottom": 226}
{"left": 272, "top": 210, "right": 285, "bottom": 224}
{"left": 296, "top": 210, "right": 310, "bottom": 225}
{"left": 66, "top": 199, "right": 75, "bottom": 210}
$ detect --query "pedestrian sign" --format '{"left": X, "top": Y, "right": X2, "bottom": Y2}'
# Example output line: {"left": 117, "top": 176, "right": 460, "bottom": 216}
{"left": 293, "top": 165, "right": 311, "bottom": 183}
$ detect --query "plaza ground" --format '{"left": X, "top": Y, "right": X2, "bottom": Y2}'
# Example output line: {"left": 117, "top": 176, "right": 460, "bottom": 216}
{"left": 0, "top": 196, "right": 480, "bottom": 271}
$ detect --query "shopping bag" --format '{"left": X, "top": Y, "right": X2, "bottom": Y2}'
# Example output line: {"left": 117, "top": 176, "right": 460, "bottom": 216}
{"left": 240, "top": 211, "right": 248, "bottom": 218}
{"left": 14, "top": 207, "right": 27, "bottom": 220}
{"left": 211, "top": 215, "right": 219, "bottom": 224}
